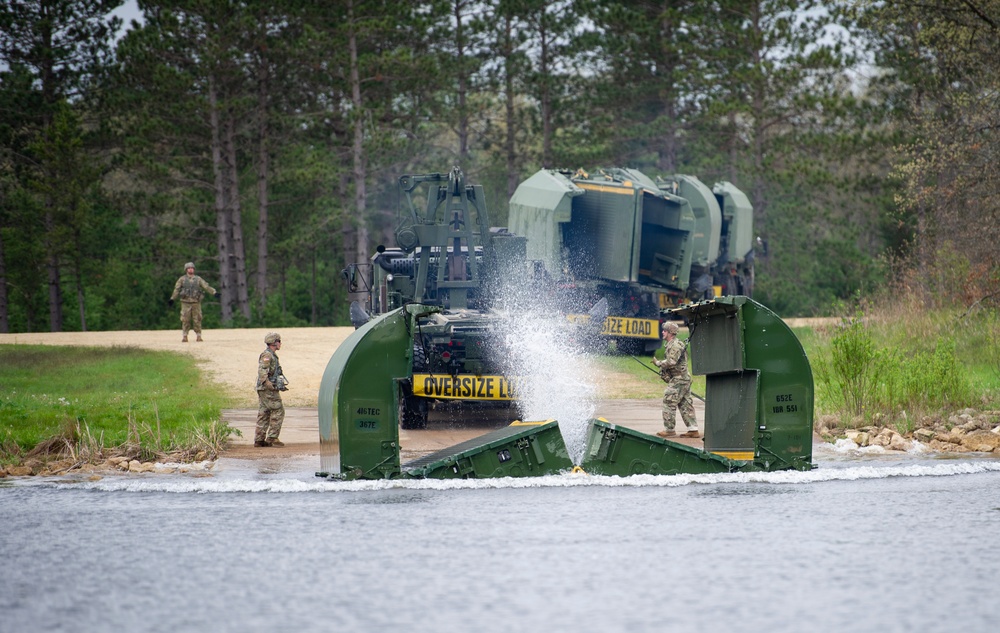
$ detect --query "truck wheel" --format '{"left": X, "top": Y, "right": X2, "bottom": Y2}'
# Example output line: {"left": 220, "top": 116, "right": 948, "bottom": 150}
{"left": 400, "top": 396, "right": 428, "bottom": 429}
{"left": 412, "top": 343, "right": 428, "bottom": 372}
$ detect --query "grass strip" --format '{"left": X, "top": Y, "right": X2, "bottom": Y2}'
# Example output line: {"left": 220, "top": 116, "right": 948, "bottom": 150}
{"left": 0, "top": 345, "right": 237, "bottom": 465}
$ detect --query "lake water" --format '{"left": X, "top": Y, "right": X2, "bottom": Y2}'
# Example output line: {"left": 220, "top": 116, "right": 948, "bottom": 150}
{"left": 3, "top": 443, "right": 999, "bottom": 633}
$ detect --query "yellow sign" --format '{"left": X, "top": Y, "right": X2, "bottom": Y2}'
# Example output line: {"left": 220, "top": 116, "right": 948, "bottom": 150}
{"left": 577, "top": 182, "right": 635, "bottom": 195}
{"left": 412, "top": 374, "right": 519, "bottom": 400}
{"left": 565, "top": 314, "right": 660, "bottom": 339}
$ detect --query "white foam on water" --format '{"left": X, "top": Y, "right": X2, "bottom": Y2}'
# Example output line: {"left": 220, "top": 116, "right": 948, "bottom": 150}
{"left": 19, "top": 458, "right": 1000, "bottom": 494}
{"left": 822, "top": 438, "right": 932, "bottom": 456}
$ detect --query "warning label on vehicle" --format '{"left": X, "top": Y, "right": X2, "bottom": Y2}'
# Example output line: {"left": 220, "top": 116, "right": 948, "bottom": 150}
{"left": 412, "top": 374, "right": 519, "bottom": 400}
{"left": 566, "top": 314, "right": 659, "bottom": 339}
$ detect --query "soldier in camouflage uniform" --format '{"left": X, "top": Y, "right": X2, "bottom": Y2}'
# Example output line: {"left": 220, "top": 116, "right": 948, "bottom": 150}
{"left": 169, "top": 262, "right": 218, "bottom": 342}
{"left": 653, "top": 321, "right": 700, "bottom": 439}
{"left": 255, "top": 332, "right": 286, "bottom": 447}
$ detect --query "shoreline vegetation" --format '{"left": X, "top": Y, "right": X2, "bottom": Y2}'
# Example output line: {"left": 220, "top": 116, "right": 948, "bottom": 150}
{"left": 2, "top": 301, "right": 999, "bottom": 477}
{"left": 0, "top": 346, "right": 237, "bottom": 476}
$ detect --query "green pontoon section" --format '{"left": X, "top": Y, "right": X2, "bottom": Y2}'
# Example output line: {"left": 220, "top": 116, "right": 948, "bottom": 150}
{"left": 581, "top": 418, "right": 744, "bottom": 475}
{"left": 579, "top": 296, "right": 813, "bottom": 476}
{"left": 317, "top": 307, "right": 411, "bottom": 480}
{"left": 676, "top": 296, "right": 814, "bottom": 471}
{"left": 317, "top": 304, "right": 572, "bottom": 481}
{"left": 318, "top": 295, "right": 812, "bottom": 480}
{"left": 402, "top": 420, "right": 573, "bottom": 479}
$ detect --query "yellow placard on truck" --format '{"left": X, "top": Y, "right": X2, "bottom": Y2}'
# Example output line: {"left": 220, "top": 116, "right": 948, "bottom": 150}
{"left": 565, "top": 314, "right": 660, "bottom": 340}
{"left": 412, "top": 374, "right": 519, "bottom": 400}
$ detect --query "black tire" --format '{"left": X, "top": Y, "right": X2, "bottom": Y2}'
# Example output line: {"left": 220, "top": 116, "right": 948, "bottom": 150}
{"left": 412, "top": 342, "right": 428, "bottom": 372}
{"left": 400, "top": 395, "right": 428, "bottom": 430}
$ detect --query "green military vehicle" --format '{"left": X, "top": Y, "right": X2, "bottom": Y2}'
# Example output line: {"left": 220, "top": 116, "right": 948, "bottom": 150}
{"left": 508, "top": 167, "right": 754, "bottom": 354}
{"left": 343, "top": 167, "right": 526, "bottom": 428}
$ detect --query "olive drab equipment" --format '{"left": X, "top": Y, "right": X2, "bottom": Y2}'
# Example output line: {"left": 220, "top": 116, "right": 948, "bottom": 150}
{"left": 318, "top": 294, "right": 814, "bottom": 480}
{"left": 508, "top": 168, "right": 755, "bottom": 354}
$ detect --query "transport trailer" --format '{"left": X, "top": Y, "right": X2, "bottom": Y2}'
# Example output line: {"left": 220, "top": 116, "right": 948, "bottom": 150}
{"left": 508, "top": 167, "right": 755, "bottom": 354}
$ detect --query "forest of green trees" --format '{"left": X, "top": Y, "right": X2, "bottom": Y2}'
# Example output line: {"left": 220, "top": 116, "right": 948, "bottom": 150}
{"left": 1, "top": 0, "right": 997, "bottom": 333}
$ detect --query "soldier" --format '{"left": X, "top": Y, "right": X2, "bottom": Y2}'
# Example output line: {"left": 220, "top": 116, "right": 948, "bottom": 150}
{"left": 653, "top": 321, "right": 700, "bottom": 439}
{"left": 169, "top": 262, "right": 218, "bottom": 342}
{"left": 255, "top": 332, "right": 286, "bottom": 447}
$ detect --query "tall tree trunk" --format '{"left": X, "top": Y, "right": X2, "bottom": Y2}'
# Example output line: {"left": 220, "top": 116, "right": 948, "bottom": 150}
{"left": 225, "top": 113, "right": 251, "bottom": 320}
{"left": 0, "top": 231, "right": 8, "bottom": 333}
{"left": 657, "top": 7, "right": 677, "bottom": 173}
{"left": 727, "top": 112, "right": 739, "bottom": 183}
{"left": 347, "top": 0, "right": 369, "bottom": 263}
{"left": 747, "top": 2, "right": 768, "bottom": 278}
{"left": 209, "top": 76, "right": 234, "bottom": 323}
{"left": 454, "top": 0, "right": 470, "bottom": 160}
{"left": 255, "top": 55, "right": 270, "bottom": 315}
{"left": 311, "top": 248, "right": 318, "bottom": 325}
{"left": 341, "top": 172, "right": 361, "bottom": 305}
{"left": 280, "top": 262, "right": 287, "bottom": 315}
{"left": 538, "top": 14, "right": 552, "bottom": 168}
{"left": 44, "top": 208, "right": 63, "bottom": 332}
{"left": 74, "top": 231, "right": 86, "bottom": 332}
{"left": 503, "top": 14, "right": 518, "bottom": 198}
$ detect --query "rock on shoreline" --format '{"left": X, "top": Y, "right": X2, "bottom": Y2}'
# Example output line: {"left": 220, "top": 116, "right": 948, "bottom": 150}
{"left": 0, "top": 455, "right": 216, "bottom": 478}
{"left": 817, "top": 409, "right": 1000, "bottom": 454}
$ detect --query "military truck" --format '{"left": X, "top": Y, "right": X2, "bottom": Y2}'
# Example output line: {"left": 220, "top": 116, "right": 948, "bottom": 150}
{"left": 508, "top": 167, "right": 754, "bottom": 354}
{"left": 343, "top": 167, "right": 526, "bottom": 428}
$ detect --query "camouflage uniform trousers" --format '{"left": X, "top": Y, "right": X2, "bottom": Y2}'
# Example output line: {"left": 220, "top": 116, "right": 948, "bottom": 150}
{"left": 256, "top": 389, "right": 284, "bottom": 442}
{"left": 661, "top": 377, "right": 697, "bottom": 432}
{"left": 179, "top": 300, "right": 204, "bottom": 336}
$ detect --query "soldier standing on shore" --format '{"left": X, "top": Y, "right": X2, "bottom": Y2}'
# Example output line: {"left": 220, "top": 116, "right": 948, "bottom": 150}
{"left": 653, "top": 321, "right": 700, "bottom": 439}
{"left": 169, "top": 262, "right": 218, "bottom": 342}
{"left": 255, "top": 332, "right": 286, "bottom": 447}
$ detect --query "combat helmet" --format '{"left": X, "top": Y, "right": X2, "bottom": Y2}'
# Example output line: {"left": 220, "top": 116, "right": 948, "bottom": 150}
{"left": 264, "top": 332, "right": 281, "bottom": 345}
{"left": 184, "top": 261, "right": 195, "bottom": 271}
{"left": 663, "top": 321, "right": 679, "bottom": 334}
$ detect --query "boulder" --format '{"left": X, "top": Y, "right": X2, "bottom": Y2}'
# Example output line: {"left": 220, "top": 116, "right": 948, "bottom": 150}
{"left": 961, "top": 431, "right": 1000, "bottom": 452}
{"left": 889, "top": 433, "right": 909, "bottom": 451}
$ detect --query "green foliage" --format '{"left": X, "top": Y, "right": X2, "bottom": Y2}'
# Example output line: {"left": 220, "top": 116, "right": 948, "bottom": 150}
{"left": 0, "top": 345, "right": 235, "bottom": 461}
{"left": 821, "top": 317, "right": 884, "bottom": 418}
{"left": 812, "top": 310, "right": 987, "bottom": 427}
{"left": 3, "top": 0, "right": 994, "bottom": 333}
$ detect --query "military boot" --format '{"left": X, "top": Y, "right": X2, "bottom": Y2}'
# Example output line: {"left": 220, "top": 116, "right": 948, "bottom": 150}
{"left": 196, "top": 334, "right": 203, "bottom": 342}
{"left": 656, "top": 430, "right": 676, "bottom": 438}
{"left": 267, "top": 438, "right": 285, "bottom": 447}
{"left": 254, "top": 440, "right": 271, "bottom": 447}
{"left": 182, "top": 335, "right": 188, "bottom": 342}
